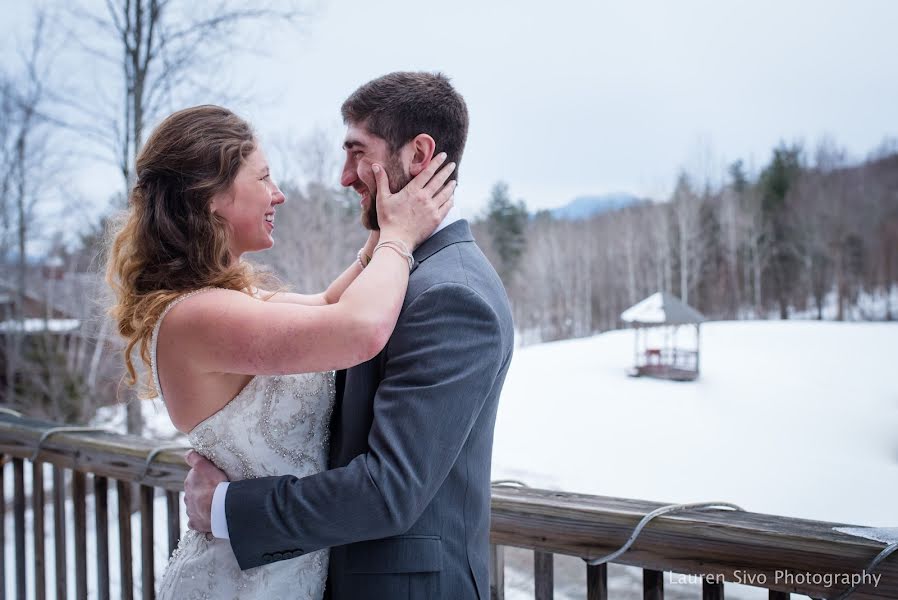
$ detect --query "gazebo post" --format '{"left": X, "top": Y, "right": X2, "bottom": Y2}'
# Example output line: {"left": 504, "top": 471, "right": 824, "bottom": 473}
{"left": 672, "top": 325, "right": 679, "bottom": 367}
{"left": 661, "top": 325, "right": 673, "bottom": 365}
{"left": 695, "top": 323, "right": 701, "bottom": 376}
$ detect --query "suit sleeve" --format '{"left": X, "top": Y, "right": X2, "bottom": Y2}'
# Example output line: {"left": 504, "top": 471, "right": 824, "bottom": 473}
{"left": 224, "top": 282, "right": 504, "bottom": 570}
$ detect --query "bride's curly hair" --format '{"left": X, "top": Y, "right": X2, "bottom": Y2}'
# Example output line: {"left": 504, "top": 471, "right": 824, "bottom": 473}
{"left": 105, "top": 105, "right": 271, "bottom": 396}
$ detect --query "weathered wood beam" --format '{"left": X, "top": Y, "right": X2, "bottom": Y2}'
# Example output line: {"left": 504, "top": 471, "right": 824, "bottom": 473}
{"left": 491, "top": 487, "right": 898, "bottom": 599}
{"left": 0, "top": 415, "right": 188, "bottom": 491}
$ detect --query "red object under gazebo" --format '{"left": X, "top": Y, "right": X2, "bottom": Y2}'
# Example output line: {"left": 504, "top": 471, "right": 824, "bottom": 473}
{"left": 621, "top": 292, "right": 706, "bottom": 382}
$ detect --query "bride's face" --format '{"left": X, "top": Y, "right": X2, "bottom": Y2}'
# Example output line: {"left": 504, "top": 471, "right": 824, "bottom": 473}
{"left": 211, "top": 146, "right": 285, "bottom": 258}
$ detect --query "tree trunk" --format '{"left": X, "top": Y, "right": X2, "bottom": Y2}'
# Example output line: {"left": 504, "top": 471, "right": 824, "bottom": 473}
{"left": 752, "top": 248, "right": 763, "bottom": 317}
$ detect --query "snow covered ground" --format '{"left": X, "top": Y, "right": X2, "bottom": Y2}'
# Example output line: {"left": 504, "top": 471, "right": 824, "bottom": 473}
{"left": 3, "top": 320, "right": 896, "bottom": 598}
{"left": 492, "top": 320, "right": 898, "bottom": 599}
{"left": 494, "top": 320, "right": 897, "bottom": 527}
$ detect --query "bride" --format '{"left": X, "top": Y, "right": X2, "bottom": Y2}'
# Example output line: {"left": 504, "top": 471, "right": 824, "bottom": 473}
{"left": 105, "top": 105, "right": 456, "bottom": 598}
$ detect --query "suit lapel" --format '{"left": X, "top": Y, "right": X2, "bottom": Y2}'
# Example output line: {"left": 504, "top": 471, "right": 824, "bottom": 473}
{"left": 410, "top": 220, "right": 474, "bottom": 273}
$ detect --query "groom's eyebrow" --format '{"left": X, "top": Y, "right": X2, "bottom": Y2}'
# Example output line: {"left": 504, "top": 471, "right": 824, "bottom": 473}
{"left": 342, "top": 139, "right": 365, "bottom": 150}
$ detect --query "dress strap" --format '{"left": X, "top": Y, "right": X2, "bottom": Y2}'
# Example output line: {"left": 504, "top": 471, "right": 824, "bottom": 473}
{"left": 150, "top": 288, "right": 216, "bottom": 403}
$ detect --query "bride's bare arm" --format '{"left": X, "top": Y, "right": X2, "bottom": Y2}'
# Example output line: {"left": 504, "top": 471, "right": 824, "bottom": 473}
{"left": 257, "top": 232, "right": 380, "bottom": 307}
{"left": 169, "top": 252, "right": 410, "bottom": 375}
{"left": 167, "top": 155, "right": 456, "bottom": 375}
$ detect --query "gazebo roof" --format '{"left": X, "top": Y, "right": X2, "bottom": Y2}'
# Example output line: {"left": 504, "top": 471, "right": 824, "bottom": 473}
{"left": 620, "top": 292, "right": 706, "bottom": 326}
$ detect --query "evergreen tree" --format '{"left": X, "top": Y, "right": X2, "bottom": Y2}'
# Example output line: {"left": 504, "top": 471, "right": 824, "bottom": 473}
{"left": 759, "top": 144, "right": 804, "bottom": 318}
{"left": 728, "top": 160, "right": 748, "bottom": 194}
{"left": 485, "top": 181, "right": 528, "bottom": 284}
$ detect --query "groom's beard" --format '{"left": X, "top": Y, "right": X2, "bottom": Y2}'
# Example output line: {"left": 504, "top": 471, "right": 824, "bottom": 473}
{"left": 362, "top": 155, "right": 409, "bottom": 231}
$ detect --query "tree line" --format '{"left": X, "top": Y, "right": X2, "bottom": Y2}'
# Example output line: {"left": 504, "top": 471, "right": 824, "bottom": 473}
{"left": 479, "top": 140, "right": 898, "bottom": 342}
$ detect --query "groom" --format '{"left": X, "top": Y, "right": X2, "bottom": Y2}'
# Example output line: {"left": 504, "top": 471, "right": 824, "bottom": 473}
{"left": 184, "top": 71, "right": 514, "bottom": 599}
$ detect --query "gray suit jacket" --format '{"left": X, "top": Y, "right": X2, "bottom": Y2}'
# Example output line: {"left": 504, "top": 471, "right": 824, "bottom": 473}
{"left": 225, "top": 220, "right": 514, "bottom": 600}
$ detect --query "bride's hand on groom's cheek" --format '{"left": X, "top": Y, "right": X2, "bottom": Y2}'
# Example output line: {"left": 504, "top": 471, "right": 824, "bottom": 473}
{"left": 184, "top": 450, "right": 228, "bottom": 533}
{"left": 373, "top": 153, "right": 456, "bottom": 251}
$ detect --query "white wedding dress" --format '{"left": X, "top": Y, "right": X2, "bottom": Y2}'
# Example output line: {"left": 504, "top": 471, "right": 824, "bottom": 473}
{"left": 152, "top": 290, "right": 334, "bottom": 600}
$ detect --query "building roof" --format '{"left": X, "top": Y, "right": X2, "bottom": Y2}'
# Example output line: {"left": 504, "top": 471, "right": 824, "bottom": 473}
{"left": 0, "top": 272, "right": 109, "bottom": 319}
{"left": 620, "top": 292, "right": 706, "bottom": 326}
{"left": 0, "top": 318, "right": 81, "bottom": 334}
{"left": 0, "top": 272, "right": 116, "bottom": 342}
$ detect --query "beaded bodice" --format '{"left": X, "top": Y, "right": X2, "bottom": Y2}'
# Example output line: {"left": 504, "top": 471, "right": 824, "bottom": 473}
{"left": 152, "top": 289, "right": 333, "bottom": 599}
{"left": 150, "top": 288, "right": 335, "bottom": 482}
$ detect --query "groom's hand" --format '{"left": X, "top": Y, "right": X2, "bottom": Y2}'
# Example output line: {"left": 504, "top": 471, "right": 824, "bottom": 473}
{"left": 184, "top": 450, "right": 228, "bottom": 533}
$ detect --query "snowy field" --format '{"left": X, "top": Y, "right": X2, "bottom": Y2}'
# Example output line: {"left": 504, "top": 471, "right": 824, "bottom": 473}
{"left": 3, "top": 320, "right": 896, "bottom": 598}
{"left": 492, "top": 320, "right": 898, "bottom": 599}
{"left": 494, "top": 320, "right": 897, "bottom": 526}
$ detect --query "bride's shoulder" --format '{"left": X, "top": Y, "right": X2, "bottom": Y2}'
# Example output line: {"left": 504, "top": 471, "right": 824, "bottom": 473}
{"left": 168, "top": 287, "right": 256, "bottom": 312}
{"left": 160, "top": 288, "right": 259, "bottom": 335}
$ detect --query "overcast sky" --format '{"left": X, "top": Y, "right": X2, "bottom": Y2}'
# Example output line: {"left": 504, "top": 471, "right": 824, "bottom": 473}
{"left": 3, "top": 0, "right": 898, "bottom": 223}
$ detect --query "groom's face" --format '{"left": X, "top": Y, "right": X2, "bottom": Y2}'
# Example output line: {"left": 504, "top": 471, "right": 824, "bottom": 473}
{"left": 341, "top": 122, "right": 410, "bottom": 230}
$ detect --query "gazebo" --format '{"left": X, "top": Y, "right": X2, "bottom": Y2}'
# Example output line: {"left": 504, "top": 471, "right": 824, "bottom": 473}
{"left": 621, "top": 292, "right": 706, "bottom": 381}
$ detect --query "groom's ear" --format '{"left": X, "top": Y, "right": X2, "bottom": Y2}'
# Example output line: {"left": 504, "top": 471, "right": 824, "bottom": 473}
{"left": 408, "top": 134, "right": 437, "bottom": 177}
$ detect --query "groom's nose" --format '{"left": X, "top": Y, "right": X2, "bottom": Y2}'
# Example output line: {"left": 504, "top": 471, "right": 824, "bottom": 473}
{"left": 340, "top": 159, "right": 358, "bottom": 188}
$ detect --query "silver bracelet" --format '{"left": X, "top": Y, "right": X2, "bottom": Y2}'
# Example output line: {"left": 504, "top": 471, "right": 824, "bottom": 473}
{"left": 357, "top": 248, "right": 370, "bottom": 270}
{"left": 373, "top": 241, "right": 414, "bottom": 272}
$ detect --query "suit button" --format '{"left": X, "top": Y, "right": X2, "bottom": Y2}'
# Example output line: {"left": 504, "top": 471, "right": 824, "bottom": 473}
{"left": 273, "top": 552, "right": 284, "bottom": 560}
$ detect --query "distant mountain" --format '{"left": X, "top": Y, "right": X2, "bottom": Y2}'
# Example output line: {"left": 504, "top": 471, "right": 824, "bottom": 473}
{"left": 548, "top": 193, "right": 642, "bottom": 220}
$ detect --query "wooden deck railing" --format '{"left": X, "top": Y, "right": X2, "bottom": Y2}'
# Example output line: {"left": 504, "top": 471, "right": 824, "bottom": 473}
{"left": 0, "top": 414, "right": 895, "bottom": 599}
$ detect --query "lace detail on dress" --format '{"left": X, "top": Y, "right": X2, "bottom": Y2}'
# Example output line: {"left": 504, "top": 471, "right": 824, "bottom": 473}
{"left": 152, "top": 290, "right": 334, "bottom": 599}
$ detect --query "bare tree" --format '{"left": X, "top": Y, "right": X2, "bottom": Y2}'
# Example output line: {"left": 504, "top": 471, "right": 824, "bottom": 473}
{"left": 63, "top": 0, "right": 309, "bottom": 190}
{"left": 55, "top": 0, "right": 309, "bottom": 433}
{"left": 648, "top": 201, "right": 674, "bottom": 295}
{"left": 0, "top": 13, "right": 114, "bottom": 425}
{"left": 269, "top": 126, "right": 344, "bottom": 191}
{"left": 0, "top": 13, "right": 60, "bottom": 409}
{"left": 671, "top": 172, "right": 704, "bottom": 305}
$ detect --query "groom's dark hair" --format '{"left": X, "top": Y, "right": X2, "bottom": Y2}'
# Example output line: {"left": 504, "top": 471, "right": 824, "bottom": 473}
{"left": 341, "top": 71, "right": 469, "bottom": 181}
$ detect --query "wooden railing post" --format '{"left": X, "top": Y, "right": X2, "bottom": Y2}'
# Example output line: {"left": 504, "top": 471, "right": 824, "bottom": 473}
{"left": 95, "top": 476, "right": 110, "bottom": 600}
{"left": 165, "top": 491, "right": 180, "bottom": 558}
{"left": 117, "top": 480, "right": 133, "bottom": 600}
{"left": 140, "top": 485, "right": 155, "bottom": 600}
{"left": 32, "top": 461, "right": 45, "bottom": 600}
{"left": 643, "top": 569, "right": 663, "bottom": 600}
{"left": 489, "top": 544, "right": 504, "bottom": 600}
{"left": 0, "top": 456, "right": 5, "bottom": 600}
{"left": 586, "top": 563, "right": 607, "bottom": 600}
{"left": 73, "top": 470, "right": 88, "bottom": 599}
{"left": 534, "top": 551, "right": 554, "bottom": 600}
{"left": 52, "top": 466, "right": 67, "bottom": 600}
{"left": 13, "top": 458, "right": 25, "bottom": 600}
{"left": 704, "top": 580, "right": 724, "bottom": 600}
